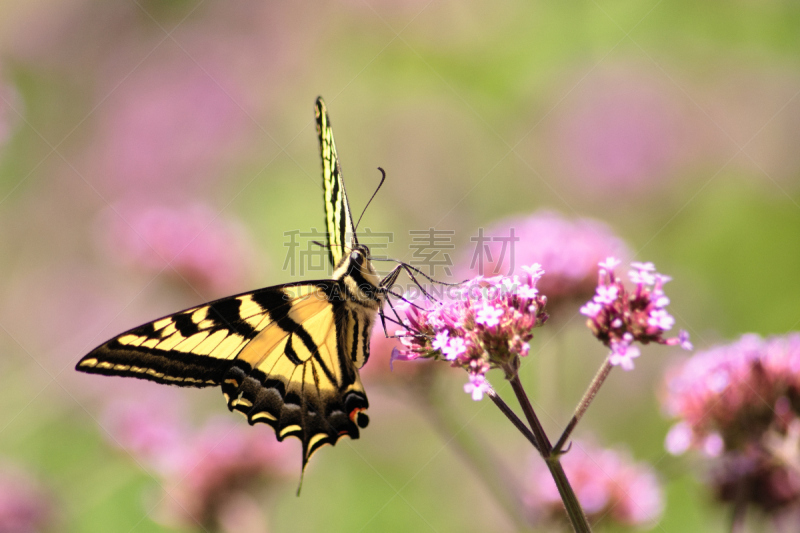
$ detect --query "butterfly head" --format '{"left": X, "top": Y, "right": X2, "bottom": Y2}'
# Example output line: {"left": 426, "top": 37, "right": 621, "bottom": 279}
{"left": 333, "top": 243, "right": 382, "bottom": 306}
{"left": 347, "top": 244, "right": 379, "bottom": 286}
{"left": 348, "top": 244, "right": 369, "bottom": 264}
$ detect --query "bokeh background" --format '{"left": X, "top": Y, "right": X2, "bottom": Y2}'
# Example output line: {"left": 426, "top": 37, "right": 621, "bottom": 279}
{"left": 1, "top": 1, "right": 799, "bottom": 532}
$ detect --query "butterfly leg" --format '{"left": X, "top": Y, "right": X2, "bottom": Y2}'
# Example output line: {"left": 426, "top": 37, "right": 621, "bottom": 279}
{"left": 397, "top": 261, "right": 464, "bottom": 287}
{"left": 379, "top": 295, "right": 405, "bottom": 339}
{"left": 400, "top": 263, "right": 442, "bottom": 302}
{"left": 379, "top": 290, "right": 433, "bottom": 340}
{"left": 377, "top": 265, "right": 405, "bottom": 339}
{"left": 379, "top": 264, "right": 402, "bottom": 290}
{"left": 378, "top": 308, "right": 425, "bottom": 339}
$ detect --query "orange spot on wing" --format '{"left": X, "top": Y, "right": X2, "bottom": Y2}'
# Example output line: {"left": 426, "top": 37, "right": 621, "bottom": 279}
{"left": 348, "top": 407, "right": 366, "bottom": 424}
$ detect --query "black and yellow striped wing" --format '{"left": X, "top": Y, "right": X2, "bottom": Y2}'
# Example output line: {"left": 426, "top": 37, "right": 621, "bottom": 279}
{"left": 315, "top": 96, "right": 356, "bottom": 268}
{"left": 76, "top": 281, "right": 369, "bottom": 469}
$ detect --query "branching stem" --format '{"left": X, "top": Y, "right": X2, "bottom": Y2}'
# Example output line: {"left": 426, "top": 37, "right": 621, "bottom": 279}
{"left": 505, "top": 372, "right": 592, "bottom": 533}
{"left": 553, "top": 359, "right": 613, "bottom": 454}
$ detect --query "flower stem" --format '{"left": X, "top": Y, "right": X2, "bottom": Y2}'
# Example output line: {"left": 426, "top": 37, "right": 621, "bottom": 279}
{"left": 553, "top": 359, "right": 613, "bottom": 454}
{"left": 508, "top": 373, "right": 592, "bottom": 533}
{"left": 487, "top": 388, "right": 539, "bottom": 452}
{"left": 547, "top": 457, "right": 591, "bottom": 533}
{"left": 508, "top": 374, "right": 553, "bottom": 452}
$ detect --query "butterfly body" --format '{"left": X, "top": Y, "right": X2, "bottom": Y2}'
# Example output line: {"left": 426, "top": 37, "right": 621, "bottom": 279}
{"left": 77, "top": 98, "right": 398, "bottom": 470}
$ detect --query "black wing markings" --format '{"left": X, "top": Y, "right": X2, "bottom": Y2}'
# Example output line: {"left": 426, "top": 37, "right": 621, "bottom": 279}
{"left": 316, "top": 96, "right": 356, "bottom": 268}
{"left": 76, "top": 280, "right": 369, "bottom": 468}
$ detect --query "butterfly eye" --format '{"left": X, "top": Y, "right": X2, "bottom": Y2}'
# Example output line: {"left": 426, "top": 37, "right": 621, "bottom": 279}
{"left": 350, "top": 250, "right": 364, "bottom": 266}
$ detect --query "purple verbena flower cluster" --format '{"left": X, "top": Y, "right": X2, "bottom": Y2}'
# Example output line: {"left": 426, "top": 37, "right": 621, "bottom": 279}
{"left": 392, "top": 265, "right": 548, "bottom": 400}
{"left": 663, "top": 333, "right": 800, "bottom": 513}
{"left": 580, "top": 258, "right": 691, "bottom": 370}
{"left": 524, "top": 439, "right": 664, "bottom": 528}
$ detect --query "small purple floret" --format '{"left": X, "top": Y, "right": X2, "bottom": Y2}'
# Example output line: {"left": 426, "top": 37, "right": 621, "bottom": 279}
{"left": 476, "top": 305, "right": 504, "bottom": 327}
{"left": 463, "top": 374, "right": 491, "bottom": 401}
{"left": 580, "top": 301, "right": 602, "bottom": 318}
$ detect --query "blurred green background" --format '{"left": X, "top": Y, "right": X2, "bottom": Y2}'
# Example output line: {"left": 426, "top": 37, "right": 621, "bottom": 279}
{"left": 1, "top": 1, "right": 799, "bottom": 531}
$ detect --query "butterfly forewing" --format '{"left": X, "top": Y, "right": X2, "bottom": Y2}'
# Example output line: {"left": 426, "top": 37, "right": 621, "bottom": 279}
{"left": 315, "top": 97, "right": 356, "bottom": 268}
{"left": 76, "top": 291, "right": 268, "bottom": 386}
{"left": 76, "top": 281, "right": 369, "bottom": 468}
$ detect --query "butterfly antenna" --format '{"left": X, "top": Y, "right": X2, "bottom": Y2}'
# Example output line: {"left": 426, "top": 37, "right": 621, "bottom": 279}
{"left": 354, "top": 167, "right": 387, "bottom": 233}
{"left": 312, "top": 240, "right": 344, "bottom": 251}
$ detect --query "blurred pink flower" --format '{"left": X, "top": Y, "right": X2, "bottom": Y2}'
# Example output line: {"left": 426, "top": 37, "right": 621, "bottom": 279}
{"left": 460, "top": 211, "right": 630, "bottom": 307}
{"left": 663, "top": 333, "right": 800, "bottom": 452}
{"left": 363, "top": 320, "right": 424, "bottom": 380}
{"left": 93, "top": 56, "right": 250, "bottom": 199}
{"left": 524, "top": 440, "right": 663, "bottom": 528}
{"left": 550, "top": 69, "right": 687, "bottom": 193}
{"left": 98, "top": 202, "right": 257, "bottom": 295}
{"left": 101, "top": 391, "right": 188, "bottom": 474}
{"left": 708, "top": 444, "right": 800, "bottom": 514}
{"left": 368, "top": 321, "right": 401, "bottom": 367}
{"left": 663, "top": 333, "right": 800, "bottom": 514}
{"left": 0, "top": 464, "right": 57, "bottom": 533}
{"left": 159, "top": 418, "right": 293, "bottom": 531}
{"left": 98, "top": 395, "right": 292, "bottom": 531}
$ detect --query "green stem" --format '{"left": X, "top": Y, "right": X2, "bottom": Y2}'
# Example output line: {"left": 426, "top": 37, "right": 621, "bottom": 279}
{"left": 508, "top": 374, "right": 552, "bottom": 452}
{"left": 487, "top": 388, "right": 540, "bottom": 452}
{"left": 508, "top": 373, "right": 592, "bottom": 533}
{"left": 547, "top": 458, "right": 590, "bottom": 533}
{"left": 553, "top": 359, "right": 613, "bottom": 454}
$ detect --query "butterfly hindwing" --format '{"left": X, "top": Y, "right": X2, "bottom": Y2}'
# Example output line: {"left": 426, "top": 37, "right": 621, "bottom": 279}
{"left": 315, "top": 96, "right": 356, "bottom": 268}
{"left": 76, "top": 281, "right": 369, "bottom": 467}
{"left": 222, "top": 282, "right": 369, "bottom": 465}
